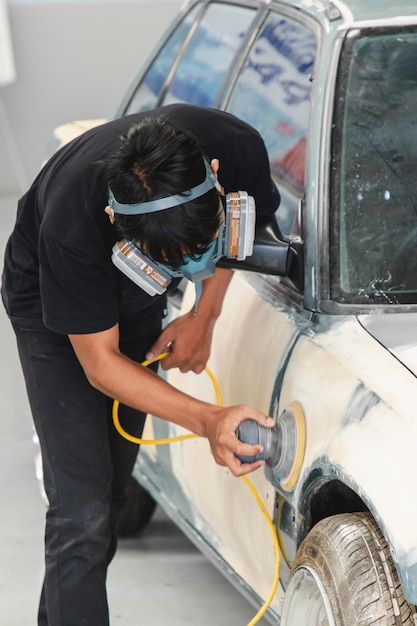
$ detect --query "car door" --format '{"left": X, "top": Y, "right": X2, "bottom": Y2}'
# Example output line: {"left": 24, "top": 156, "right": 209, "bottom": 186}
{"left": 138, "top": 5, "right": 320, "bottom": 612}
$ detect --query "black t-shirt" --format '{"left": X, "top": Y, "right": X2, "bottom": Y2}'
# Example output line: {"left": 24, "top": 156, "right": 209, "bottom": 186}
{"left": 1, "top": 104, "right": 280, "bottom": 338}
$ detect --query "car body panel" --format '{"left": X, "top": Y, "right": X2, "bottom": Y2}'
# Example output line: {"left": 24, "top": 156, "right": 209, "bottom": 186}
{"left": 137, "top": 273, "right": 417, "bottom": 617}
{"left": 126, "top": 0, "right": 417, "bottom": 618}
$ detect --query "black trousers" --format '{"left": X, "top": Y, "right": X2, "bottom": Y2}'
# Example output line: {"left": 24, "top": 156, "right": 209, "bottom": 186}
{"left": 11, "top": 322, "right": 161, "bottom": 626}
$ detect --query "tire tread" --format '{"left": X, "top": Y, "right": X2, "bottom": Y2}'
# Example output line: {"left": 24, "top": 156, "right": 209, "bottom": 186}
{"left": 291, "top": 512, "right": 415, "bottom": 625}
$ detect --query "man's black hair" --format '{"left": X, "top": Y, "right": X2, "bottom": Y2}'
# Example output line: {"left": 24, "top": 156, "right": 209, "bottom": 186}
{"left": 102, "top": 115, "right": 221, "bottom": 268}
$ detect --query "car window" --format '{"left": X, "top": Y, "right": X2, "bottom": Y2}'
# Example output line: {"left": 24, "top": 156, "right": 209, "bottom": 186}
{"left": 331, "top": 29, "right": 417, "bottom": 306}
{"left": 122, "top": 4, "right": 201, "bottom": 115}
{"left": 161, "top": 3, "right": 255, "bottom": 107}
{"left": 226, "top": 12, "right": 317, "bottom": 235}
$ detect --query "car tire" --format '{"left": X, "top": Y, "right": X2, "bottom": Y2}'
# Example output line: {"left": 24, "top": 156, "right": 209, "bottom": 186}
{"left": 117, "top": 476, "right": 157, "bottom": 537}
{"left": 281, "top": 512, "right": 415, "bottom": 626}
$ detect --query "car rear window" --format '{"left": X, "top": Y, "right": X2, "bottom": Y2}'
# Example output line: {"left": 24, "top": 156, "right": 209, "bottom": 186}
{"left": 161, "top": 3, "right": 255, "bottom": 107}
{"left": 122, "top": 3, "right": 255, "bottom": 113}
{"left": 122, "top": 4, "right": 201, "bottom": 114}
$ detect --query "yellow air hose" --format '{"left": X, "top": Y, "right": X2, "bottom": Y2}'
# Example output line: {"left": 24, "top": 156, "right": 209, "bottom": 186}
{"left": 112, "top": 353, "right": 281, "bottom": 625}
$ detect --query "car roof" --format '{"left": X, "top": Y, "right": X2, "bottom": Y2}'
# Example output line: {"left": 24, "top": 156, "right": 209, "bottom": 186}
{"left": 335, "top": 0, "right": 417, "bottom": 21}
{"left": 253, "top": 0, "right": 417, "bottom": 26}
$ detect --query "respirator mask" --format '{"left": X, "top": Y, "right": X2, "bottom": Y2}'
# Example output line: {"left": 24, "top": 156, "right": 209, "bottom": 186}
{"left": 108, "top": 159, "right": 256, "bottom": 300}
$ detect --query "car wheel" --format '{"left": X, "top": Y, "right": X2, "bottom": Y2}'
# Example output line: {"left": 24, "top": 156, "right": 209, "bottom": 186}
{"left": 281, "top": 512, "right": 415, "bottom": 626}
{"left": 117, "top": 476, "right": 157, "bottom": 537}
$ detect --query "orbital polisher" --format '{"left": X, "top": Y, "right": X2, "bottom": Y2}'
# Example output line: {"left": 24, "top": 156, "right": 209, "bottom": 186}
{"left": 236, "top": 402, "right": 306, "bottom": 490}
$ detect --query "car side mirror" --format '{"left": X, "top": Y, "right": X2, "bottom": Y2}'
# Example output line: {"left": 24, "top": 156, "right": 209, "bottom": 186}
{"left": 218, "top": 215, "right": 304, "bottom": 291}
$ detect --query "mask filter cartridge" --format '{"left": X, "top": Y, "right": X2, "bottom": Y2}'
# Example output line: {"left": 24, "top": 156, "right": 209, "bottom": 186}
{"left": 112, "top": 240, "right": 173, "bottom": 296}
{"left": 225, "top": 191, "right": 255, "bottom": 260}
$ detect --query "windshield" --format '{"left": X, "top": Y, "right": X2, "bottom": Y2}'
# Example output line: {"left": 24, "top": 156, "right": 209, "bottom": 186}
{"left": 330, "top": 28, "right": 417, "bottom": 305}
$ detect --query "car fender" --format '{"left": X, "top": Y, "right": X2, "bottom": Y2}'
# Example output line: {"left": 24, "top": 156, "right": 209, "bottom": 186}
{"left": 277, "top": 316, "right": 417, "bottom": 604}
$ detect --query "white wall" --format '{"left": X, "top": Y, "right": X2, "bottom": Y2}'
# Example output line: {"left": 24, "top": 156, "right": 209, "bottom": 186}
{"left": 0, "top": 0, "right": 16, "bottom": 86}
{"left": 0, "top": 0, "right": 182, "bottom": 194}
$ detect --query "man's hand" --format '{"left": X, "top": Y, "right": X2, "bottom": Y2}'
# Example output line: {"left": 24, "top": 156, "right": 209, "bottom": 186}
{"left": 146, "top": 267, "right": 233, "bottom": 373}
{"left": 146, "top": 309, "right": 214, "bottom": 373}
{"left": 204, "top": 405, "right": 276, "bottom": 477}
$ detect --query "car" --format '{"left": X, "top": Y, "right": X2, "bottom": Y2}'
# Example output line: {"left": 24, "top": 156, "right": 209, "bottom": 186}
{"left": 38, "top": 0, "right": 417, "bottom": 623}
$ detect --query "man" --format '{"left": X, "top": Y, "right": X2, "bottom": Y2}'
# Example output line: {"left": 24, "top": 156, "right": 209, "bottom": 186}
{"left": 1, "top": 103, "right": 280, "bottom": 625}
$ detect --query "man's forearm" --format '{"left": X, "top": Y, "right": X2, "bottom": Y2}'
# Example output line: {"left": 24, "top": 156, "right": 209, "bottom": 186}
{"left": 195, "top": 267, "right": 233, "bottom": 321}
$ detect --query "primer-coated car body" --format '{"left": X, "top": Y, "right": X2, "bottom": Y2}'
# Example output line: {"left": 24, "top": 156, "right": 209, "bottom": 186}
{"left": 50, "top": 0, "right": 417, "bottom": 621}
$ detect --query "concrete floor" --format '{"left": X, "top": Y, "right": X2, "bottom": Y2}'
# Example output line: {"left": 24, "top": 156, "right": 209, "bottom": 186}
{"left": 0, "top": 193, "right": 268, "bottom": 625}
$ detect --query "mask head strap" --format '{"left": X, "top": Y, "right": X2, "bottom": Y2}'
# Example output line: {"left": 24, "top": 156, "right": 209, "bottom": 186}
{"left": 108, "top": 159, "right": 218, "bottom": 215}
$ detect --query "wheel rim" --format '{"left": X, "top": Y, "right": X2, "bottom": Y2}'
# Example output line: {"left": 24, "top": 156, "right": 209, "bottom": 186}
{"left": 281, "top": 566, "right": 336, "bottom": 626}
